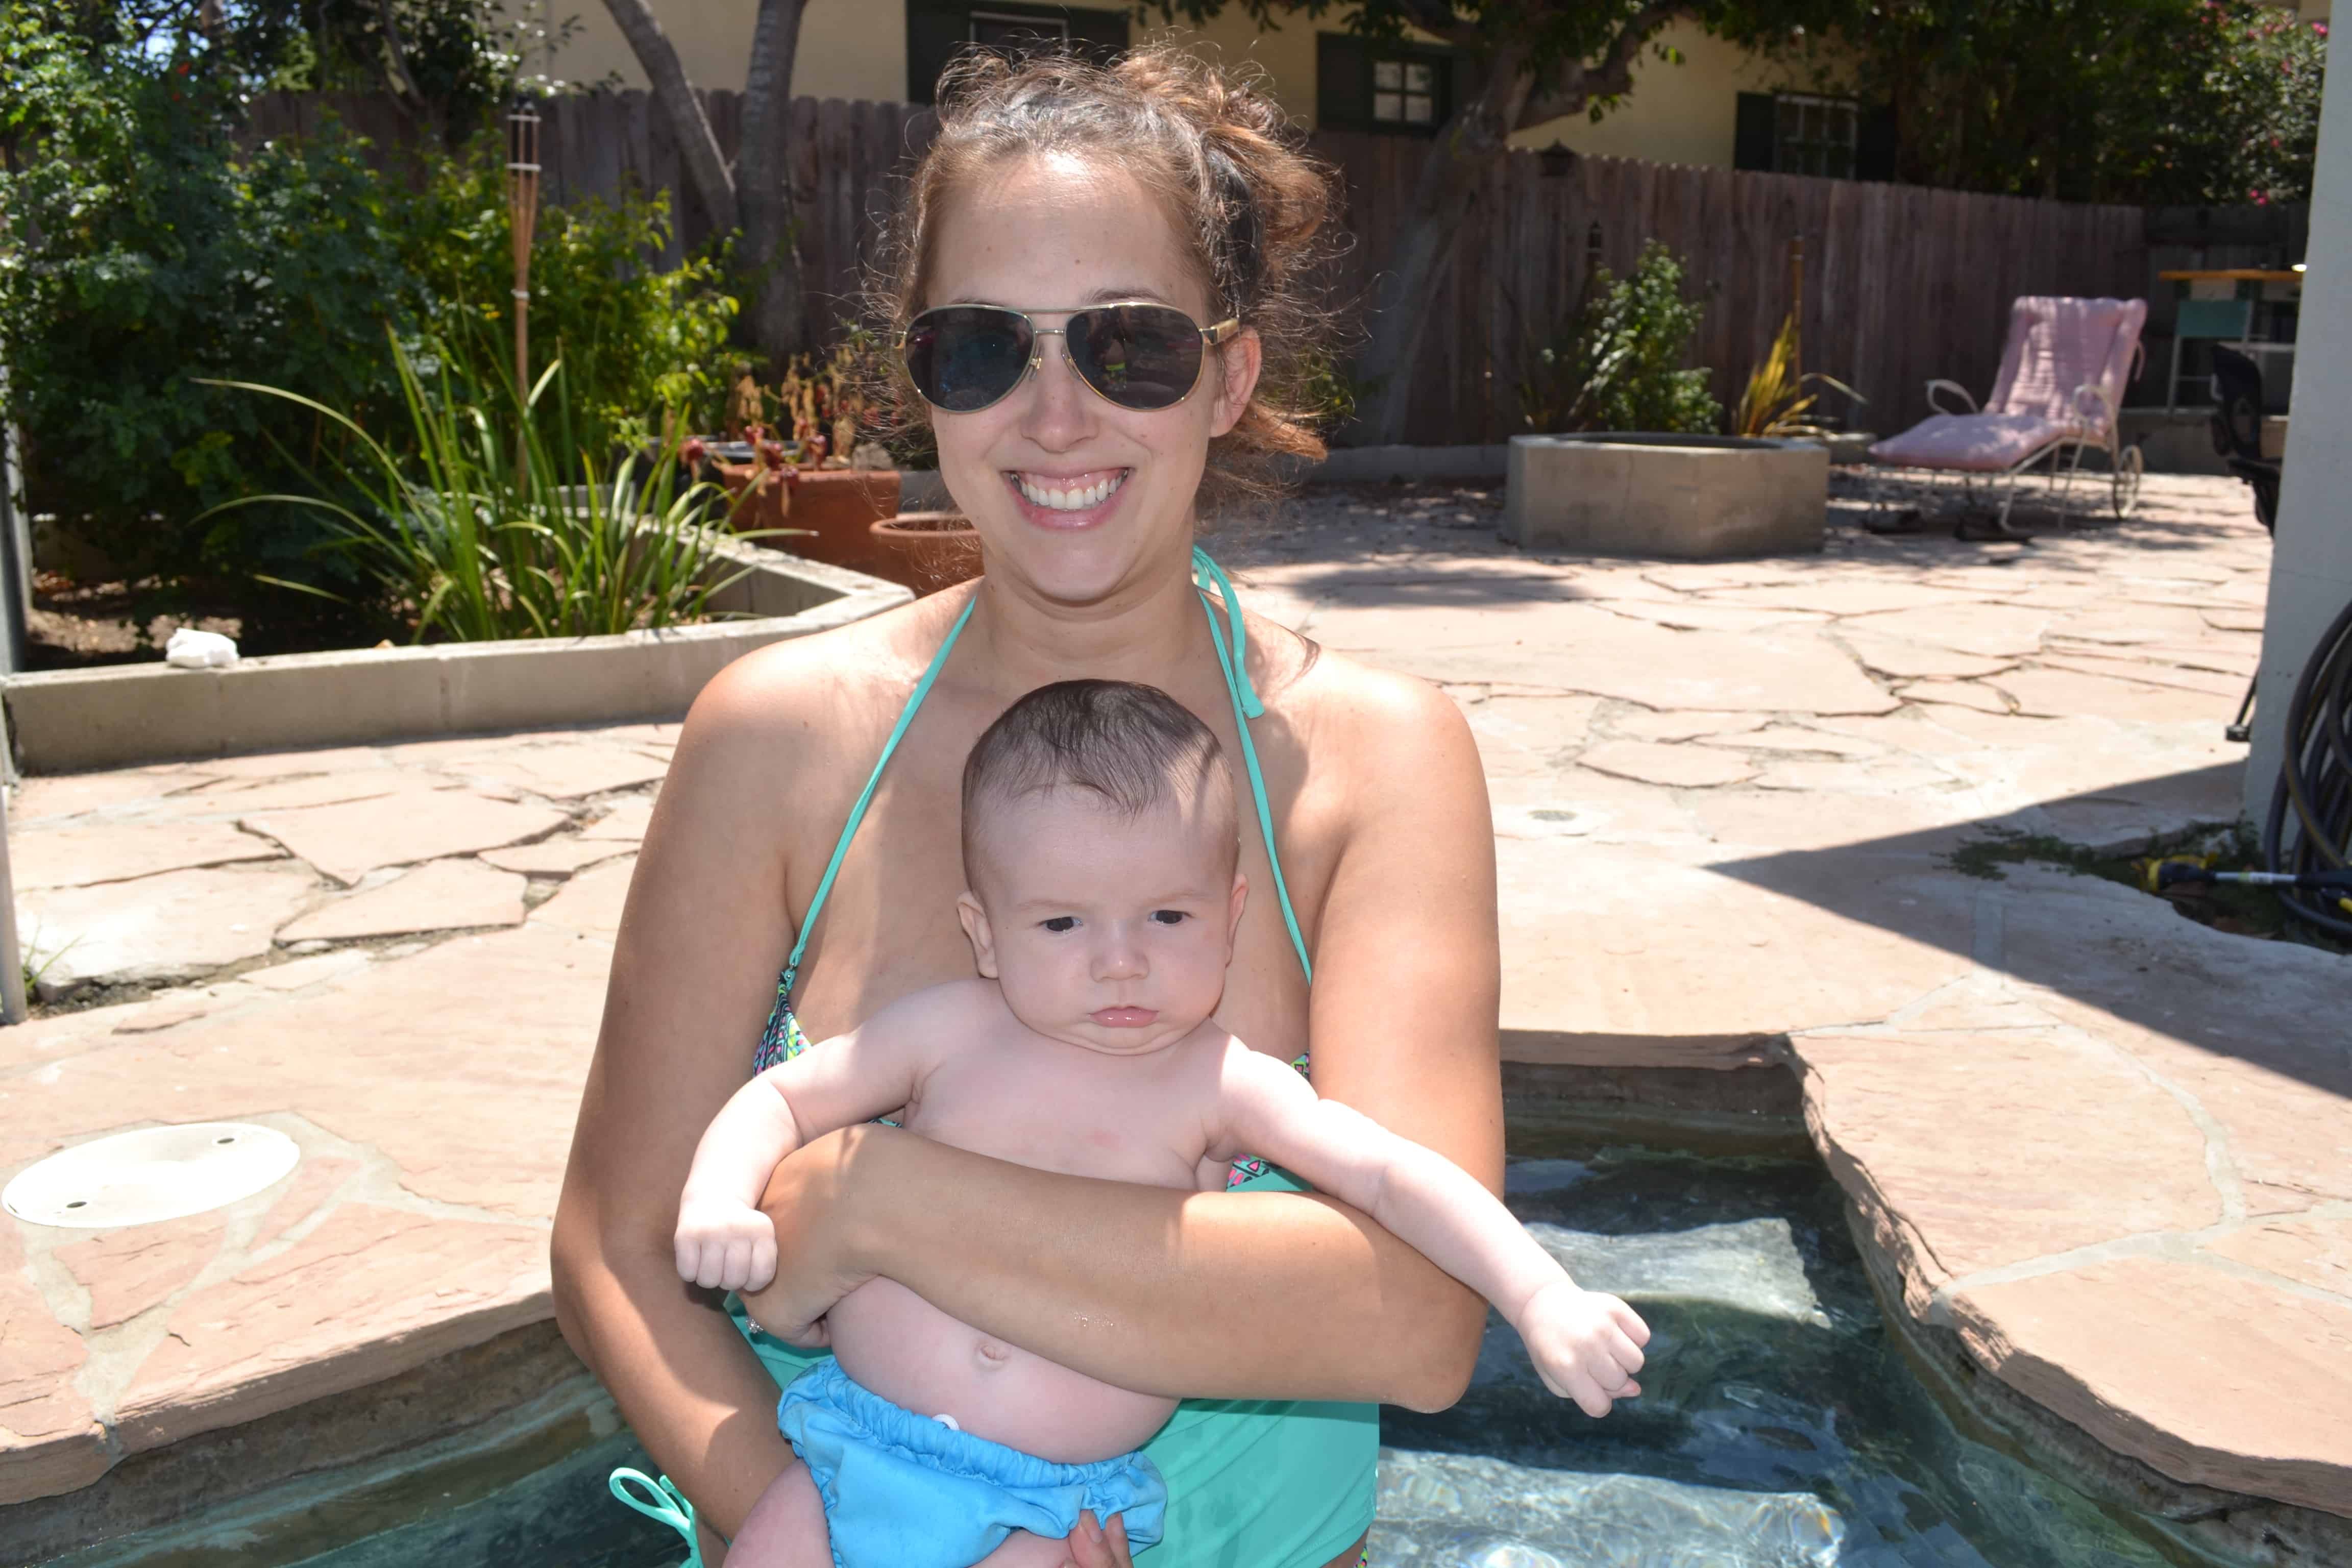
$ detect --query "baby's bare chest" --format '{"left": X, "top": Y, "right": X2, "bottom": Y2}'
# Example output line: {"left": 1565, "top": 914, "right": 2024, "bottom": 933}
{"left": 903, "top": 1045, "right": 1218, "bottom": 1191}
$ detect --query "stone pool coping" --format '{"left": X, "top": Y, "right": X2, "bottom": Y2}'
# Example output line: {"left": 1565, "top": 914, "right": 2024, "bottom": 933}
{"left": 3, "top": 475, "right": 2347, "bottom": 1563}
{"left": 2, "top": 544, "right": 911, "bottom": 774}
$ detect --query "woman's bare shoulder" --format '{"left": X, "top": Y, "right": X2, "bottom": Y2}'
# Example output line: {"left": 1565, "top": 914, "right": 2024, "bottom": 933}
{"left": 683, "top": 590, "right": 969, "bottom": 772}
{"left": 1258, "top": 625, "right": 1481, "bottom": 802}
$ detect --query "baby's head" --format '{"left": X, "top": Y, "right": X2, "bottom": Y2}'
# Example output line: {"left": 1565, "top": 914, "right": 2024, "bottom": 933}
{"left": 957, "top": 680, "right": 1245, "bottom": 1054}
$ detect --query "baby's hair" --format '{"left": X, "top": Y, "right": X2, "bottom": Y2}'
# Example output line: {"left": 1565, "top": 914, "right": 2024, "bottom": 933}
{"left": 961, "top": 680, "right": 1237, "bottom": 879}
{"left": 869, "top": 41, "right": 1348, "bottom": 513}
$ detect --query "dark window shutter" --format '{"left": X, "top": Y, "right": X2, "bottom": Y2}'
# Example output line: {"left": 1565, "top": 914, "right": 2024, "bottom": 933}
{"left": 1733, "top": 91, "right": 1777, "bottom": 172}
{"left": 1855, "top": 103, "right": 1897, "bottom": 183}
{"left": 1064, "top": 4, "right": 1128, "bottom": 59}
{"left": 1449, "top": 51, "right": 1483, "bottom": 124}
{"left": 906, "top": 1, "right": 967, "bottom": 105}
{"left": 1317, "top": 33, "right": 1371, "bottom": 130}
{"left": 905, "top": 3, "right": 1129, "bottom": 104}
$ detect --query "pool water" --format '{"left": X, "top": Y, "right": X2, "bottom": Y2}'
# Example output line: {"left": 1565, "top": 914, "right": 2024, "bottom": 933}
{"left": 58, "top": 1141, "right": 2182, "bottom": 1568}
{"left": 1371, "top": 1144, "right": 2173, "bottom": 1568}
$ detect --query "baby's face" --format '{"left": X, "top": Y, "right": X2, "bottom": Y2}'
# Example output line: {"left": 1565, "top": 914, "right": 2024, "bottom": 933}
{"left": 959, "top": 789, "right": 1243, "bottom": 1055}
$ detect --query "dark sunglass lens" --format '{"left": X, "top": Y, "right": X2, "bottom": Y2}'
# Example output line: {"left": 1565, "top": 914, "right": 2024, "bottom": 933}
{"left": 906, "top": 308, "right": 1030, "bottom": 411}
{"left": 1068, "top": 306, "right": 1202, "bottom": 410}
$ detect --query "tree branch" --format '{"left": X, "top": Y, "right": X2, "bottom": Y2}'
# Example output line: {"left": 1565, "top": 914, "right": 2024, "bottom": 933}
{"left": 1518, "top": 0, "right": 1696, "bottom": 130}
{"left": 598, "top": 0, "right": 739, "bottom": 234}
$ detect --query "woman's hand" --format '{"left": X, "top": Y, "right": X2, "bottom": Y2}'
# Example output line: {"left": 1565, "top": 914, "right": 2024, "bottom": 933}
{"left": 738, "top": 1123, "right": 894, "bottom": 1344}
{"left": 1064, "top": 1510, "right": 1133, "bottom": 1568}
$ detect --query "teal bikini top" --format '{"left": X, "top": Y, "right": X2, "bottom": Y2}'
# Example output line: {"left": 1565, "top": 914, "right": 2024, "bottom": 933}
{"left": 753, "top": 547, "right": 1309, "bottom": 1071}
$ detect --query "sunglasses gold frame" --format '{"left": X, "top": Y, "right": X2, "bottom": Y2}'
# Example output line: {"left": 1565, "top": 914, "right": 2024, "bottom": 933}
{"left": 901, "top": 303, "right": 1242, "bottom": 414}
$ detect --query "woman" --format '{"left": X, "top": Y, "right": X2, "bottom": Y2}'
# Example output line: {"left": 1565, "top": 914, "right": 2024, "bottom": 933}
{"left": 551, "top": 45, "right": 1502, "bottom": 1568}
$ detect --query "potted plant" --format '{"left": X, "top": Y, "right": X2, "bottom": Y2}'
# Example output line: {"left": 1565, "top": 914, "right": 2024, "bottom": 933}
{"left": 868, "top": 510, "right": 981, "bottom": 594}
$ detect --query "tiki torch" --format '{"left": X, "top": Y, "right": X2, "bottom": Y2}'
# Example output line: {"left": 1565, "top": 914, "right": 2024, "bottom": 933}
{"left": 507, "top": 99, "right": 542, "bottom": 467}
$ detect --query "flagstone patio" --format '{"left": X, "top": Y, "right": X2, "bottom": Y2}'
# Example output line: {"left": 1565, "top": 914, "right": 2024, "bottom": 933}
{"left": 3, "top": 475, "right": 2346, "bottom": 1561}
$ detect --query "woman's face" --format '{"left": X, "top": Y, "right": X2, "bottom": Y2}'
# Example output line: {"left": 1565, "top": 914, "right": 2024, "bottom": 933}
{"left": 920, "top": 152, "right": 1261, "bottom": 604}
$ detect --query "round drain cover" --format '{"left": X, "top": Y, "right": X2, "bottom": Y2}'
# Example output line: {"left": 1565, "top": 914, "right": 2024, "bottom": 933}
{"left": 3, "top": 1123, "right": 300, "bottom": 1229}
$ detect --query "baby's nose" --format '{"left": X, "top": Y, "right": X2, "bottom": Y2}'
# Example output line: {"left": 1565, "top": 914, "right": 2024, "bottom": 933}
{"left": 1093, "top": 937, "right": 1147, "bottom": 981}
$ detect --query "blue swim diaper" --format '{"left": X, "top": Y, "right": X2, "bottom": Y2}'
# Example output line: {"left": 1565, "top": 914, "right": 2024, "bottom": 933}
{"left": 776, "top": 1357, "right": 1168, "bottom": 1568}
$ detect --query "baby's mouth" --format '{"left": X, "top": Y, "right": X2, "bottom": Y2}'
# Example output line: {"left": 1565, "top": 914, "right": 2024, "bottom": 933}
{"left": 1091, "top": 1006, "right": 1158, "bottom": 1028}
{"left": 1010, "top": 469, "right": 1130, "bottom": 512}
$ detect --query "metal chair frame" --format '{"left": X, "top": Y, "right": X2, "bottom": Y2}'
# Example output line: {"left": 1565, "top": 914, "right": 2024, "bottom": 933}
{"left": 1865, "top": 371, "right": 2145, "bottom": 539}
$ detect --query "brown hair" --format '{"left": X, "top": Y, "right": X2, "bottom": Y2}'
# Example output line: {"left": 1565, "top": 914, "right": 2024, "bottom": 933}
{"left": 872, "top": 42, "right": 1346, "bottom": 511}
{"left": 961, "top": 679, "right": 1237, "bottom": 880}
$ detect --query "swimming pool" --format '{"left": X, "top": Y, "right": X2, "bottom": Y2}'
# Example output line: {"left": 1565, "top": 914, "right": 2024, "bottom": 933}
{"left": 46, "top": 1137, "right": 2183, "bottom": 1568}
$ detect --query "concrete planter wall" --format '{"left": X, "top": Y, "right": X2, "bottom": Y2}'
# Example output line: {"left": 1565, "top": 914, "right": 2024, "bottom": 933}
{"left": 3, "top": 540, "right": 911, "bottom": 774}
{"left": 1503, "top": 433, "right": 1830, "bottom": 559}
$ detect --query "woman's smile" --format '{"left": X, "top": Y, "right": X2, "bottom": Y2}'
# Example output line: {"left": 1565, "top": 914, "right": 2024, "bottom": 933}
{"left": 1007, "top": 466, "right": 1133, "bottom": 528}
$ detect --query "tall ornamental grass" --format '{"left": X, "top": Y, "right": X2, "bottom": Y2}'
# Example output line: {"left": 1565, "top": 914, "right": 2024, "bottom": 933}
{"left": 203, "top": 332, "right": 789, "bottom": 642}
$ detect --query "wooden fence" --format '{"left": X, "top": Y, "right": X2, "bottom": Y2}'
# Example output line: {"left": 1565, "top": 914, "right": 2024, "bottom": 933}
{"left": 250, "top": 90, "right": 2164, "bottom": 443}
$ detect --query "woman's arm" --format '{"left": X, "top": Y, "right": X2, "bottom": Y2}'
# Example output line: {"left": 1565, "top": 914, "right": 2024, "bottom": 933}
{"left": 550, "top": 650, "right": 860, "bottom": 1543}
{"left": 745, "top": 669, "right": 1503, "bottom": 1412}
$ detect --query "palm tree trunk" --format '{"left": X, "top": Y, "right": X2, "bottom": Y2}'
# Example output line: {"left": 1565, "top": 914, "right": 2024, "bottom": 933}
{"left": 598, "top": 0, "right": 739, "bottom": 234}
{"left": 1352, "top": 45, "right": 1534, "bottom": 445}
{"left": 738, "top": 0, "right": 810, "bottom": 366}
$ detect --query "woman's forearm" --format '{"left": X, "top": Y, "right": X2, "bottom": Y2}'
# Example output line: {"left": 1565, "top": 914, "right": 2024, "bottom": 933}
{"left": 551, "top": 1216, "right": 794, "bottom": 1542}
{"left": 824, "top": 1127, "right": 1488, "bottom": 1412}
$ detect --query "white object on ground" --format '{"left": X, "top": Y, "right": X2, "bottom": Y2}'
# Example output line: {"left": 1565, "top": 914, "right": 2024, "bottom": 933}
{"left": 2, "top": 1122, "right": 299, "bottom": 1227}
{"left": 165, "top": 627, "right": 239, "bottom": 669}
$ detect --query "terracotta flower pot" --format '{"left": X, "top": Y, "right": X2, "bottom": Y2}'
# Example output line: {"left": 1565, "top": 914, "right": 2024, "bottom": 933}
{"left": 868, "top": 512, "right": 982, "bottom": 595}
{"left": 786, "top": 470, "right": 903, "bottom": 577}
{"left": 711, "top": 462, "right": 902, "bottom": 579}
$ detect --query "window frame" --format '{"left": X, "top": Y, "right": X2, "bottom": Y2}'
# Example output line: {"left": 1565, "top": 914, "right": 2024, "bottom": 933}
{"left": 1316, "top": 33, "right": 1456, "bottom": 137}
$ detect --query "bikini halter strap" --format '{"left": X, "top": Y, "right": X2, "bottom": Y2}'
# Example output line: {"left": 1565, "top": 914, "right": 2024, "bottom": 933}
{"left": 779, "top": 593, "right": 976, "bottom": 996}
{"left": 780, "top": 548, "right": 1312, "bottom": 998}
{"left": 1192, "top": 546, "right": 1314, "bottom": 983}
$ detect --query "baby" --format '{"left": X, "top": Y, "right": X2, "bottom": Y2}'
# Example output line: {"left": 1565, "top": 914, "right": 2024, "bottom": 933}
{"left": 676, "top": 679, "right": 1651, "bottom": 1568}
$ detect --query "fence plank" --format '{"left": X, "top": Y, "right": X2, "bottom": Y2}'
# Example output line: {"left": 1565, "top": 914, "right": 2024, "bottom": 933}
{"left": 248, "top": 91, "right": 2301, "bottom": 440}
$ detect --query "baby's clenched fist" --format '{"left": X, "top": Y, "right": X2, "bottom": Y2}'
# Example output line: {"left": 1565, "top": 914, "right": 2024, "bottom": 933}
{"left": 674, "top": 1192, "right": 779, "bottom": 1293}
{"left": 1514, "top": 1279, "right": 1650, "bottom": 1418}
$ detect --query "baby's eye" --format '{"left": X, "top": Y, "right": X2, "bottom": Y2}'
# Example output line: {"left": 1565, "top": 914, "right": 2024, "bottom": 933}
{"left": 1041, "top": 916, "right": 1078, "bottom": 934}
{"left": 1149, "top": 910, "right": 1188, "bottom": 926}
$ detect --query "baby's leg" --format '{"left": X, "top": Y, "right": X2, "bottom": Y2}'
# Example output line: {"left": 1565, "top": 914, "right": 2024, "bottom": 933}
{"left": 720, "top": 1459, "right": 831, "bottom": 1568}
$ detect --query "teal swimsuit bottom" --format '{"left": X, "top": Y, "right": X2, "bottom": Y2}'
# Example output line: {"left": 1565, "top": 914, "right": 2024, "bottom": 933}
{"left": 613, "top": 549, "right": 1377, "bottom": 1565}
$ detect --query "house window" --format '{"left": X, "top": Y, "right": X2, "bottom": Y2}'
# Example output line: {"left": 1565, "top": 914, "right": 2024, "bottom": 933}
{"left": 906, "top": 1, "right": 1127, "bottom": 104}
{"left": 1734, "top": 91, "right": 1893, "bottom": 181}
{"left": 968, "top": 8, "right": 1065, "bottom": 51}
{"left": 1372, "top": 59, "right": 1439, "bottom": 127}
{"left": 1317, "top": 34, "right": 1454, "bottom": 134}
{"left": 1775, "top": 93, "right": 1857, "bottom": 179}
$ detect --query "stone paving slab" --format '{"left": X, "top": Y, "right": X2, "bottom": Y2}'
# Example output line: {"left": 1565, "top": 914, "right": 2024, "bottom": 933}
{"left": 4, "top": 483, "right": 2347, "bottom": 1536}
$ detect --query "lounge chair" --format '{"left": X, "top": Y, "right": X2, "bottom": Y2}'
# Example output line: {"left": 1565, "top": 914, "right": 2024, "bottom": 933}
{"left": 1866, "top": 296, "right": 2148, "bottom": 539}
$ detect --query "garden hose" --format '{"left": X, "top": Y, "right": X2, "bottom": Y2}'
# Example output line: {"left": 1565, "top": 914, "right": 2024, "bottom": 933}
{"left": 2258, "top": 593, "right": 2352, "bottom": 939}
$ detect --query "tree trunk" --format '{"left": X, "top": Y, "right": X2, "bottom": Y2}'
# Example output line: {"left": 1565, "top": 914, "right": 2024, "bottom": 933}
{"left": 1352, "top": 45, "right": 1534, "bottom": 445}
{"left": 738, "top": 0, "right": 810, "bottom": 368}
{"left": 598, "top": 0, "right": 739, "bottom": 234}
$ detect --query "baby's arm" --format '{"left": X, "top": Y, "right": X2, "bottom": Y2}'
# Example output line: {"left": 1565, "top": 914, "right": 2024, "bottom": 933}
{"left": 1210, "top": 1045, "right": 1650, "bottom": 1417}
{"left": 673, "top": 984, "right": 962, "bottom": 1295}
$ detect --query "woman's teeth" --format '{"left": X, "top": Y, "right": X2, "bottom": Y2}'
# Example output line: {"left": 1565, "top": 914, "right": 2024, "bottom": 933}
{"left": 1016, "top": 471, "right": 1126, "bottom": 511}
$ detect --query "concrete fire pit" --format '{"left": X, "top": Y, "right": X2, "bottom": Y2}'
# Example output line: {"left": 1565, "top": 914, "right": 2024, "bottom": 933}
{"left": 1503, "top": 433, "right": 1829, "bottom": 558}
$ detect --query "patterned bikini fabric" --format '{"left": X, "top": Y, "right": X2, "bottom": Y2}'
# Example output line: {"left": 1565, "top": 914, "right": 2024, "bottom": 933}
{"left": 755, "top": 985, "right": 1310, "bottom": 1187}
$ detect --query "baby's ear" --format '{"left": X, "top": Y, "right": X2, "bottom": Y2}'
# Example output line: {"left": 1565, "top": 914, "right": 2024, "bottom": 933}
{"left": 955, "top": 891, "right": 999, "bottom": 978}
{"left": 1227, "top": 870, "right": 1249, "bottom": 947}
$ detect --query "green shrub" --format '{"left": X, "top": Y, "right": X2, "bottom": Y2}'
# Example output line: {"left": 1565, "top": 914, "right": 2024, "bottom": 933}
{"left": 0, "top": 3, "right": 740, "bottom": 639}
{"left": 206, "top": 328, "right": 776, "bottom": 642}
{"left": 396, "top": 144, "right": 739, "bottom": 456}
{"left": 1517, "top": 241, "right": 1721, "bottom": 436}
{"left": 0, "top": 6, "right": 423, "bottom": 586}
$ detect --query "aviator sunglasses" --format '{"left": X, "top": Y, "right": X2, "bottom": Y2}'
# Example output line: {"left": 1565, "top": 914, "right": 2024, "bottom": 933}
{"left": 901, "top": 303, "right": 1240, "bottom": 414}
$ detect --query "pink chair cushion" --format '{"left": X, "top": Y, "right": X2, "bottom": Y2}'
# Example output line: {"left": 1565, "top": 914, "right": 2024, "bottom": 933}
{"left": 1987, "top": 297, "right": 2148, "bottom": 422}
{"left": 1868, "top": 412, "right": 2079, "bottom": 473}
